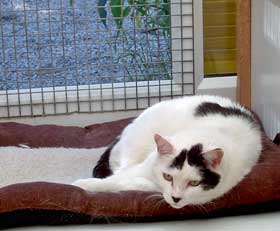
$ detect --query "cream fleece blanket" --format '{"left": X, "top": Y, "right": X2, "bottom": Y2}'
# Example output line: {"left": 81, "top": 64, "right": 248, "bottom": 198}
{"left": 0, "top": 146, "right": 106, "bottom": 188}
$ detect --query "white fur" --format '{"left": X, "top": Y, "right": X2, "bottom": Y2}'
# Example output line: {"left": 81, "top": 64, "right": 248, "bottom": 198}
{"left": 73, "top": 95, "right": 261, "bottom": 208}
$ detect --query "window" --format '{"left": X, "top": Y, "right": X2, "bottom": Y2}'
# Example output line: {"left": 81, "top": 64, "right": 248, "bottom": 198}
{"left": 203, "top": 0, "right": 237, "bottom": 77}
{"left": 0, "top": 0, "right": 194, "bottom": 118}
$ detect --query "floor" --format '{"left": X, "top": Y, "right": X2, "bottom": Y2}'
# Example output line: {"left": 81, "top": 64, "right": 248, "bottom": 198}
{"left": 8, "top": 212, "right": 280, "bottom": 231}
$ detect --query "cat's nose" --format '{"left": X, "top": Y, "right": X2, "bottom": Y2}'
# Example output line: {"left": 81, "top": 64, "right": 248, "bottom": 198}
{"left": 172, "top": 197, "right": 181, "bottom": 203}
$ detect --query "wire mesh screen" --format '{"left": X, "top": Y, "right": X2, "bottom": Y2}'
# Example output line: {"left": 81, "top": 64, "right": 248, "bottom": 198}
{"left": 0, "top": 0, "right": 194, "bottom": 118}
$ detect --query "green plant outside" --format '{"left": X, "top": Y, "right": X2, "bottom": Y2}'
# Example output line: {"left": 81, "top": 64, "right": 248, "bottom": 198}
{"left": 71, "top": 0, "right": 172, "bottom": 81}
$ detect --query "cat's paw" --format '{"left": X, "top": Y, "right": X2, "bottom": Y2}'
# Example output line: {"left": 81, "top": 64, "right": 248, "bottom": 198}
{"left": 71, "top": 178, "right": 103, "bottom": 192}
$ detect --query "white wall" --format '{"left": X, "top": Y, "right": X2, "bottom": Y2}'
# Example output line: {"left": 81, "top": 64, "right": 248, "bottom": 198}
{"left": 252, "top": 0, "right": 280, "bottom": 139}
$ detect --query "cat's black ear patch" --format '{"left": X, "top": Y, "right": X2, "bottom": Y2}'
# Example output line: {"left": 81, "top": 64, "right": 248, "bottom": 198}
{"left": 170, "top": 149, "right": 188, "bottom": 170}
{"left": 171, "top": 144, "right": 203, "bottom": 170}
{"left": 186, "top": 144, "right": 204, "bottom": 167}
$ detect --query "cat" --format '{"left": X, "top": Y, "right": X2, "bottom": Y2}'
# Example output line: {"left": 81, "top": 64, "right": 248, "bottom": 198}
{"left": 72, "top": 95, "right": 262, "bottom": 209}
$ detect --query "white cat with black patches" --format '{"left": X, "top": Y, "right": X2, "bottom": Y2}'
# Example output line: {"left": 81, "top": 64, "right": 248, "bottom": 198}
{"left": 73, "top": 95, "right": 262, "bottom": 209}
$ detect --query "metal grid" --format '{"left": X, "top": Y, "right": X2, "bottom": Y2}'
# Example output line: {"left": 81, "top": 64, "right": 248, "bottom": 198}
{"left": 0, "top": 0, "right": 194, "bottom": 118}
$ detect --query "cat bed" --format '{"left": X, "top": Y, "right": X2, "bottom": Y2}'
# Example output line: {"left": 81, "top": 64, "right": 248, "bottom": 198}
{"left": 0, "top": 118, "right": 280, "bottom": 228}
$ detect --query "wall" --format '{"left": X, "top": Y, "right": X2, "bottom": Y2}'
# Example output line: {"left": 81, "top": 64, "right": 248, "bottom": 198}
{"left": 252, "top": 0, "right": 280, "bottom": 139}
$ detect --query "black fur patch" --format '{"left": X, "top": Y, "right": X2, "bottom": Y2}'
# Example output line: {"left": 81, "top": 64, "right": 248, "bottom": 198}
{"left": 170, "top": 149, "right": 187, "bottom": 169}
{"left": 199, "top": 169, "right": 221, "bottom": 190}
{"left": 185, "top": 144, "right": 204, "bottom": 166}
{"left": 273, "top": 133, "right": 280, "bottom": 146}
{"left": 187, "top": 144, "right": 221, "bottom": 190}
{"left": 92, "top": 138, "right": 119, "bottom": 178}
{"left": 195, "top": 102, "right": 255, "bottom": 123}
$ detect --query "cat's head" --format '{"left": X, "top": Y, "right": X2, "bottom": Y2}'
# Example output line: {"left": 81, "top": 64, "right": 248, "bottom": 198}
{"left": 153, "top": 134, "right": 223, "bottom": 209}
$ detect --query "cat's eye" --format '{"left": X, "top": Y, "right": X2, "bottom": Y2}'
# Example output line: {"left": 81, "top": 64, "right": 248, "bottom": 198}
{"left": 188, "top": 180, "right": 201, "bottom": 187}
{"left": 163, "top": 173, "right": 173, "bottom": 182}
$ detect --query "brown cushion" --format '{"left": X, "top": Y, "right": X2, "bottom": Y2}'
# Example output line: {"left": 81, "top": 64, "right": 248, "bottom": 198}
{"left": 0, "top": 118, "right": 280, "bottom": 228}
{"left": 0, "top": 118, "right": 133, "bottom": 148}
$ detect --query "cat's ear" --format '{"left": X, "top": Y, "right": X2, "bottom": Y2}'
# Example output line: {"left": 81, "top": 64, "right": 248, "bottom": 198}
{"left": 154, "top": 134, "right": 174, "bottom": 155}
{"left": 202, "top": 148, "right": 223, "bottom": 169}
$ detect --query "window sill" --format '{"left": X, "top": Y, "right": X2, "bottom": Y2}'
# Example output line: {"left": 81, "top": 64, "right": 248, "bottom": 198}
{"left": 196, "top": 76, "right": 237, "bottom": 100}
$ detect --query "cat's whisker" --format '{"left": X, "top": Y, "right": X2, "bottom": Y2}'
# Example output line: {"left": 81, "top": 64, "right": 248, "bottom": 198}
{"left": 203, "top": 200, "right": 216, "bottom": 207}
{"left": 192, "top": 204, "right": 203, "bottom": 214}
{"left": 201, "top": 204, "right": 209, "bottom": 215}
{"left": 143, "top": 193, "right": 163, "bottom": 204}
{"left": 152, "top": 198, "right": 166, "bottom": 214}
{"left": 145, "top": 193, "right": 163, "bottom": 200}
{"left": 146, "top": 198, "right": 165, "bottom": 212}
{"left": 193, "top": 204, "right": 209, "bottom": 215}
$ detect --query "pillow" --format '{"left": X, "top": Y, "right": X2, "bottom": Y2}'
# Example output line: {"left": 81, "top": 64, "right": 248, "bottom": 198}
{"left": 0, "top": 118, "right": 133, "bottom": 148}
{"left": 0, "top": 118, "right": 279, "bottom": 229}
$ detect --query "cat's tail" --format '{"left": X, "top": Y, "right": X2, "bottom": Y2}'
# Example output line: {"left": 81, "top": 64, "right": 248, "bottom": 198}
{"left": 92, "top": 137, "right": 119, "bottom": 178}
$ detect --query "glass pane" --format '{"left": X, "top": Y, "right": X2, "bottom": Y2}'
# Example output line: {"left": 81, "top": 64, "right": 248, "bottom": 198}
{"left": 203, "top": 0, "right": 237, "bottom": 77}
